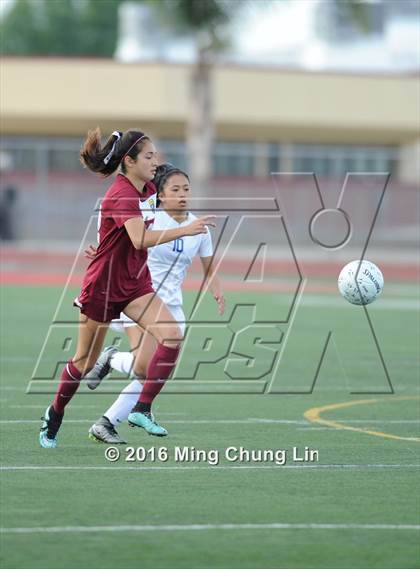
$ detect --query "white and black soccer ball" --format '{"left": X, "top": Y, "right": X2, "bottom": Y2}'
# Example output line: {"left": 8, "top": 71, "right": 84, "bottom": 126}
{"left": 338, "top": 260, "right": 384, "bottom": 305}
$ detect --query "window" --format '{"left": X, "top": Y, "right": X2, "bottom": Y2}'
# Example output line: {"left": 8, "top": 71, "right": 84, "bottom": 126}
{"left": 268, "top": 144, "right": 280, "bottom": 174}
{"left": 158, "top": 140, "right": 187, "bottom": 171}
{"left": 213, "top": 142, "right": 255, "bottom": 177}
{"left": 0, "top": 144, "right": 37, "bottom": 172}
{"left": 1, "top": 137, "right": 399, "bottom": 182}
{"left": 292, "top": 144, "right": 397, "bottom": 178}
{"left": 49, "top": 148, "right": 83, "bottom": 172}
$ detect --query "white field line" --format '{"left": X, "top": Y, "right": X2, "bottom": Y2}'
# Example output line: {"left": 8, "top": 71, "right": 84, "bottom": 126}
{"left": 3, "top": 385, "right": 420, "bottom": 394}
{"left": 0, "top": 419, "right": 299, "bottom": 424}
{"left": 0, "top": 357, "right": 35, "bottom": 362}
{"left": 299, "top": 296, "right": 420, "bottom": 311}
{"left": 0, "top": 419, "right": 419, "bottom": 425}
{"left": 1, "top": 464, "right": 419, "bottom": 472}
{"left": 250, "top": 419, "right": 420, "bottom": 424}
{"left": 5, "top": 405, "right": 100, "bottom": 409}
{"left": 3, "top": 406, "right": 186, "bottom": 415}
{"left": 1, "top": 522, "right": 419, "bottom": 535}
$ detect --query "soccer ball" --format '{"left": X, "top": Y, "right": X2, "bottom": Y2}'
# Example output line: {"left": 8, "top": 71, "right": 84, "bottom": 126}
{"left": 338, "top": 260, "right": 384, "bottom": 305}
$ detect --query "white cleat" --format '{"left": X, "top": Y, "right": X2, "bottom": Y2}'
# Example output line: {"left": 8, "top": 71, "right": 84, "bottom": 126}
{"left": 88, "top": 417, "right": 126, "bottom": 444}
{"left": 85, "top": 346, "right": 118, "bottom": 390}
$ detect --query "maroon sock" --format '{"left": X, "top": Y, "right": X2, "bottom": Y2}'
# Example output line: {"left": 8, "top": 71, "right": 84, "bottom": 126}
{"left": 53, "top": 360, "right": 82, "bottom": 414}
{"left": 139, "top": 344, "right": 180, "bottom": 405}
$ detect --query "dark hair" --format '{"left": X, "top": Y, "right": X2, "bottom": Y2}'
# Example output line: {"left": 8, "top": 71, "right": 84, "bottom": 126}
{"left": 80, "top": 127, "right": 150, "bottom": 177}
{"left": 153, "top": 163, "right": 189, "bottom": 205}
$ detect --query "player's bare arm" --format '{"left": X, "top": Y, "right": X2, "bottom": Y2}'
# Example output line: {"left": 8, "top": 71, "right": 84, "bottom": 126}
{"left": 124, "top": 215, "right": 216, "bottom": 249}
{"left": 201, "top": 255, "right": 225, "bottom": 316}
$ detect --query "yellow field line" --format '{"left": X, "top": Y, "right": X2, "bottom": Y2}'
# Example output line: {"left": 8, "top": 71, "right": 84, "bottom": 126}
{"left": 304, "top": 396, "right": 420, "bottom": 442}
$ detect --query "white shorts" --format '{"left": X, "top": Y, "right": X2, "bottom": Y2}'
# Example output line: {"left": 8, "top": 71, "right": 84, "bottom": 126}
{"left": 110, "top": 304, "right": 186, "bottom": 336}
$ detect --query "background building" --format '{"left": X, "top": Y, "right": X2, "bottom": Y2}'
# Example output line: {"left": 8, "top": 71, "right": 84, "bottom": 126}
{"left": 0, "top": 0, "right": 418, "bottom": 250}
{"left": 1, "top": 57, "right": 419, "bottom": 246}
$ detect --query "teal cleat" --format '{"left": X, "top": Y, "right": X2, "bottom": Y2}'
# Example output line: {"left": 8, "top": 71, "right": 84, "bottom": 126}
{"left": 128, "top": 411, "right": 168, "bottom": 437}
{"left": 39, "top": 430, "right": 57, "bottom": 448}
{"left": 39, "top": 405, "right": 63, "bottom": 448}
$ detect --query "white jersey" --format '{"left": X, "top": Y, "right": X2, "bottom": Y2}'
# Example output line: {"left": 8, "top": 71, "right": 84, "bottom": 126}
{"left": 148, "top": 209, "right": 213, "bottom": 307}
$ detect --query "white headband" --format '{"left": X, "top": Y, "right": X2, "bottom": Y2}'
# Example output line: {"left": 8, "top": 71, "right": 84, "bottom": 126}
{"left": 103, "top": 131, "right": 122, "bottom": 165}
{"left": 122, "top": 135, "right": 148, "bottom": 159}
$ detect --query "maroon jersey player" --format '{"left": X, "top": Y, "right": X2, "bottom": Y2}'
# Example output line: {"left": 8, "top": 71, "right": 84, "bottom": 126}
{"left": 74, "top": 173, "right": 157, "bottom": 321}
{"left": 39, "top": 128, "right": 215, "bottom": 448}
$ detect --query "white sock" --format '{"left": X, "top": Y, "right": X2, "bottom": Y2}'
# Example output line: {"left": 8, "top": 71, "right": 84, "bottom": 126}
{"left": 104, "top": 379, "right": 143, "bottom": 425}
{"left": 110, "top": 352, "right": 135, "bottom": 375}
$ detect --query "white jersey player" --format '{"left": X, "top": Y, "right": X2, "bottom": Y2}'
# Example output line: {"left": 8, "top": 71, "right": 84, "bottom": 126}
{"left": 86, "top": 163, "right": 224, "bottom": 444}
{"left": 115, "top": 206, "right": 214, "bottom": 337}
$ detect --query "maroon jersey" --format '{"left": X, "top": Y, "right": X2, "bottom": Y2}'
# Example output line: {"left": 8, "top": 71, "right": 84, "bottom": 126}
{"left": 80, "top": 174, "right": 157, "bottom": 303}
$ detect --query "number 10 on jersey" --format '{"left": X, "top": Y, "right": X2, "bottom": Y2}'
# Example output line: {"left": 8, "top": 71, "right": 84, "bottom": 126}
{"left": 172, "top": 239, "right": 184, "bottom": 253}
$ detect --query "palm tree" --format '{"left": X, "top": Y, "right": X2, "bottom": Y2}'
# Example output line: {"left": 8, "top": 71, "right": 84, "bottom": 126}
{"left": 151, "top": 0, "right": 369, "bottom": 195}
{"left": 2, "top": 0, "right": 368, "bottom": 195}
{"left": 152, "top": 0, "right": 232, "bottom": 194}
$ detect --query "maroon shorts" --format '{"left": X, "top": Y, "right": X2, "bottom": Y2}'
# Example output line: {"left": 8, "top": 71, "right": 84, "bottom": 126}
{"left": 73, "top": 283, "right": 155, "bottom": 323}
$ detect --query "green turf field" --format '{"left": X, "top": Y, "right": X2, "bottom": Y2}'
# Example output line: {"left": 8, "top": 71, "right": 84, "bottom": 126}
{"left": 1, "top": 284, "right": 419, "bottom": 569}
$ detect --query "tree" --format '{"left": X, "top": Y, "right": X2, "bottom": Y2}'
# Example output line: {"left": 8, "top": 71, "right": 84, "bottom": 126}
{"left": 79, "top": 0, "right": 129, "bottom": 57}
{"left": 1, "top": 0, "right": 368, "bottom": 193}
{"left": 0, "top": 0, "right": 46, "bottom": 55}
{"left": 149, "top": 0, "right": 369, "bottom": 194}
{"left": 149, "top": 0, "right": 233, "bottom": 195}
{"left": 0, "top": 0, "right": 128, "bottom": 57}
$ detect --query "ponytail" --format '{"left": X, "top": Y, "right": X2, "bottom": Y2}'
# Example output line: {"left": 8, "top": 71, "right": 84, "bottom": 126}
{"left": 80, "top": 127, "right": 150, "bottom": 177}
